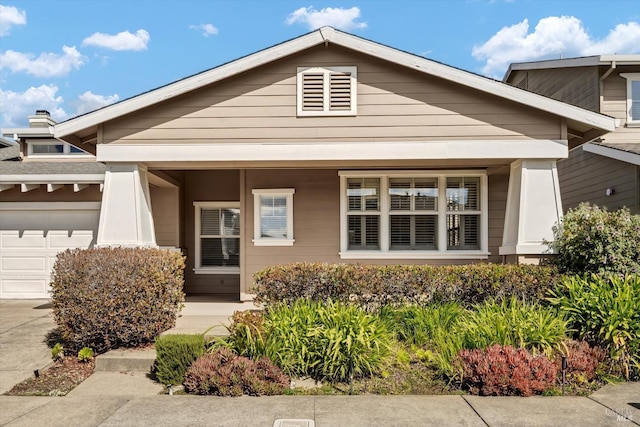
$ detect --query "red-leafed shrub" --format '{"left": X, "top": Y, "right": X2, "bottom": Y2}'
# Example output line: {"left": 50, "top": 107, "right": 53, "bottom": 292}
{"left": 50, "top": 247, "right": 185, "bottom": 353}
{"left": 559, "top": 340, "right": 606, "bottom": 384}
{"left": 253, "top": 263, "right": 560, "bottom": 310}
{"left": 183, "top": 348, "right": 289, "bottom": 396}
{"left": 458, "top": 345, "right": 556, "bottom": 396}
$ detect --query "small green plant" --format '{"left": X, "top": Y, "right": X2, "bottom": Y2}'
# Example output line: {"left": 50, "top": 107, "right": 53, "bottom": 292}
{"left": 77, "top": 347, "right": 94, "bottom": 362}
{"left": 548, "top": 274, "right": 640, "bottom": 380}
{"left": 225, "top": 311, "right": 266, "bottom": 358}
{"left": 51, "top": 343, "right": 64, "bottom": 361}
{"left": 154, "top": 334, "right": 205, "bottom": 386}
{"left": 548, "top": 203, "right": 640, "bottom": 275}
{"left": 380, "top": 302, "right": 464, "bottom": 346}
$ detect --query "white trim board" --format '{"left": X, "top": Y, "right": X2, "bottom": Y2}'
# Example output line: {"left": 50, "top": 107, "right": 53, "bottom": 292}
{"left": 0, "top": 174, "right": 105, "bottom": 184}
{"left": 55, "top": 27, "right": 615, "bottom": 140}
{"left": 0, "top": 202, "right": 101, "bottom": 210}
{"left": 97, "top": 140, "right": 569, "bottom": 163}
{"left": 583, "top": 143, "right": 640, "bottom": 166}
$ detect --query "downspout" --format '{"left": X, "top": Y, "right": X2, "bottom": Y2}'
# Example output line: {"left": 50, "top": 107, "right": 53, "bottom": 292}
{"left": 599, "top": 60, "right": 616, "bottom": 112}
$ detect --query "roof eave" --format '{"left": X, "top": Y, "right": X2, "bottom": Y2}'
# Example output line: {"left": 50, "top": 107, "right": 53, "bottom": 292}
{"left": 55, "top": 27, "right": 617, "bottom": 141}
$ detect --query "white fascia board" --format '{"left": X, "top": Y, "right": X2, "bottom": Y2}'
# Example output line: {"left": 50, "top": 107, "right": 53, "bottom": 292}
{"left": 55, "top": 28, "right": 614, "bottom": 139}
{"left": 2, "top": 127, "right": 54, "bottom": 138}
{"left": 0, "top": 201, "right": 101, "bottom": 210}
{"left": 55, "top": 31, "right": 326, "bottom": 138}
{"left": 328, "top": 31, "right": 616, "bottom": 133}
{"left": 0, "top": 174, "right": 105, "bottom": 184}
{"left": 583, "top": 143, "right": 640, "bottom": 166}
{"left": 97, "top": 140, "right": 568, "bottom": 163}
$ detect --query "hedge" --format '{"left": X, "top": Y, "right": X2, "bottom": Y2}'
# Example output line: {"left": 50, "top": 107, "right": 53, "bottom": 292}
{"left": 253, "top": 263, "right": 561, "bottom": 310}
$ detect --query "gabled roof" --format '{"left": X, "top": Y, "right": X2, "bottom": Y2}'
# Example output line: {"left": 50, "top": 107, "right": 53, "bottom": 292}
{"left": 503, "top": 54, "right": 640, "bottom": 82}
{"left": 55, "top": 27, "right": 616, "bottom": 142}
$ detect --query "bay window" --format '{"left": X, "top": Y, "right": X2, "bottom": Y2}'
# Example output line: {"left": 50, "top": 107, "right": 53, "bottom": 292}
{"left": 340, "top": 171, "right": 488, "bottom": 259}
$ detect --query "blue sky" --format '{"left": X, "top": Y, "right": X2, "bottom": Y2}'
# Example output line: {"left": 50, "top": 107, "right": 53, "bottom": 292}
{"left": 1, "top": 0, "right": 639, "bottom": 130}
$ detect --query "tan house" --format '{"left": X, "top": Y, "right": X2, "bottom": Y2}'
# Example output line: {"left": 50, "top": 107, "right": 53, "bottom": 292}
{"left": 504, "top": 55, "right": 640, "bottom": 214}
{"left": 0, "top": 27, "right": 616, "bottom": 299}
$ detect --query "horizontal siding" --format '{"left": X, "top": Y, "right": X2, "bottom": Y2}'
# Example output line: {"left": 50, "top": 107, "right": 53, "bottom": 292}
{"left": 509, "top": 67, "right": 599, "bottom": 112}
{"left": 103, "top": 44, "right": 561, "bottom": 145}
{"left": 241, "top": 167, "right": 509, "bottom": 291}
{"left": 558, "top": 148, "right": 638, "bottom": 214}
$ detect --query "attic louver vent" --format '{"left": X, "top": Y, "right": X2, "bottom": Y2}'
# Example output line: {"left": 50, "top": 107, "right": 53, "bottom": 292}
{"left": 297, "top": 66, "right": 357, "bottom": 116}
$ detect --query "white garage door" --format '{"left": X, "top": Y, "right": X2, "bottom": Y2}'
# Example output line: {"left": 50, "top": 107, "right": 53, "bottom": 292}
{"left": 0, "top": 202, "right": 100, "bottom": 299}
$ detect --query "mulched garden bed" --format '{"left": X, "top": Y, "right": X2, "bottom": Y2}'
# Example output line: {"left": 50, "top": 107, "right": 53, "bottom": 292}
{"left": 4, "top": 358, "right": 95, "bottom": 396}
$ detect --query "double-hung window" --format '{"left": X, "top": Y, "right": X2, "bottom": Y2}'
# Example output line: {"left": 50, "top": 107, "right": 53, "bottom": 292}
{"left": 193, "top": 202, "right": 240, "bottom": 273}
{"left": 252, "top": 189, "right": 295, "bottom": 246}
{"left": 340, "top": 171, "right": 488, "bottom": 259}
{"left": 620, "top": 73, "right": 640, "bottom": 127}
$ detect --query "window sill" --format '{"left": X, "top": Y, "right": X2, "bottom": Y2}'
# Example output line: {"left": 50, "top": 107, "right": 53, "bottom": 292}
{"left": 625, "top": 121, "right": 640, "bottom": 128}
{"left": 339, "top": 251, "right": 490, "bottom": 260}
{"left": 193, "top": 267, "right": 240, "bottom": 275}
{"left": 252, "top": 239, "right": 295, "bottom": 247}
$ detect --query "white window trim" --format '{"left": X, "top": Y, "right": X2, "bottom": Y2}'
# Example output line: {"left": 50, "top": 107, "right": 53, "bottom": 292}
{"left": 620, "top": 73, "right": 640, "bottom": 127}
{"left": 338, "top": 170, "right": 489, "bottom": 259}
{"left": 193, "top": 201, "right": 240, "bottom": 274}
{"left": 296, "top": 66, "right": 357, "bottom": 117}
{"left": 27, "top": 141, "right": 93, "bottom": 158}
{"left": 252, "top": 189, "right": 295, "bottom": 246}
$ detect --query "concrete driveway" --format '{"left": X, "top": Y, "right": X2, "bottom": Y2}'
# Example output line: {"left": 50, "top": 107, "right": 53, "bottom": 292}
{"left": 0, "top": 299, "right": 56, "bottom": 394}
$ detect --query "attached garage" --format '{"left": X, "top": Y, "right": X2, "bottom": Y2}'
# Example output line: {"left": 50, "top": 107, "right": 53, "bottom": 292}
{"left": 0, "top": 202, "right": 100, "bottom": 299}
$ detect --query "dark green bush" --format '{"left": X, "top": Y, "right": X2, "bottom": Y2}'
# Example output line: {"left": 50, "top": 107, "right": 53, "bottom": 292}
{"left": 183, "top": 348, "right": 289, "bottom": 396}
{"left": 549, "top": 203, "right": 640, "bottom": 275}
{"left": 51, "top": 247, "right": 185, "bottom": 353}
{"left": 154, "top": 334, "right": 205, "bottom": 386}
{"left": 253, "top": 263, "right": 560, "bottom": 309}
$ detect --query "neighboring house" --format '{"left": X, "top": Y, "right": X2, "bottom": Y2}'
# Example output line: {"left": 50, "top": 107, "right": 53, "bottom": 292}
{"left": 0, "top": 111, "right": 105, "bottom": 298}
{"left": 0, "top": 28, "right": 615, "bottom": 300}
{"left": 504, "top": 55, "right": 640, "bottom": 214}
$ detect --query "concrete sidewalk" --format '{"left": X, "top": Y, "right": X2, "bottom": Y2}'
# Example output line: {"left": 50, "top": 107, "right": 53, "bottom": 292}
{"left": 1, "top": 299, "right": 638, "bottom": 426}
{"left": 1, "top": 382, "right": 639, "bottom": 426}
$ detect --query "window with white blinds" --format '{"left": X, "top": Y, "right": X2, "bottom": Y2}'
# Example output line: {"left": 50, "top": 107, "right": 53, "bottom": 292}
{"left": 194, "top": 202, "right": 240, "bottom": 273}
{"left": 297, "top": 66, "right": 357, "bottom": 116}
{"left": 340, "top": 171, "right": 487, "bottom": 258}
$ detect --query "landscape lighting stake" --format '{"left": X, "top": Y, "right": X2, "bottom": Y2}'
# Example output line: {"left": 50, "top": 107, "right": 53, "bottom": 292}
{"left": 33, "top": 369, "right": 39, "bottom": 378}
{"left": 561, "top": 355, "right": 567, "bottom": 396}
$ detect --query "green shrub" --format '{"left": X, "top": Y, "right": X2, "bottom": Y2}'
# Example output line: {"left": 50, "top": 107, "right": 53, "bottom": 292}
{"left": 225, "top": 311, "right": 266, "bottom": 358}
{"left": 549, "top": 203, "right": 640, "bottom": 275}
{"left": 253, "top": 263, "right": 560, "bottom": 309}
{"left": 379, "top": 302, "right": 464, "bottom": 346}
{"left": 154, "top": 334, "right": 205, "bottom": 386}
{"left": 77, "top": 347, "right": 94, "bottom": 362}
{"left": 461, "top": 297, "right": 567, "bottom": 357}
{"left": 458, "top": 344, "right": 557, "bottom": 396}
{"left": 548, "top": 274, "right": 640, "bottom": 380}
{"left": 183, "top": 348, "right": 289, "bottom": 396}
{"left": 50, "top": 247, "right": 185, "bottom": 353}
{"left": 227, "top": 300, "right": 392, "bottom": 382}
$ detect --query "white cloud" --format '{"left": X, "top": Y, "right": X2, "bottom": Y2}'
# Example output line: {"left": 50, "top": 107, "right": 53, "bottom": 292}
{"left": 0, "top": 84, "right": 68, "bottom": 128}
{"left": 473, "top": 16, "right": 640, "bottom": 77}
{"left": 0, "top": 45, "right": 85, "bottom": 78}
{"left": 286, "top": 6, "right": 366, "bottom": 31}
{"left": 75, "top": 91, "right": 119, "bottom": 115}
{"left": 82, "top": 29, "right": 150, "bottom": 51}
{"left": 190, "top": 23, "right": 218, "bottom": 37}
{"left": 0, "top": 4, "right": 26, "bottom": 37}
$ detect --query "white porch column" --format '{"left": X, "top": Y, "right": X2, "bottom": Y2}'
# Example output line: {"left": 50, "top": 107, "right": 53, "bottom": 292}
{"left": 97, "top": 163, "right": 157, "bottom": 247}
{"left": 499, "top": 159, "right": 563, "bottom": 258}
